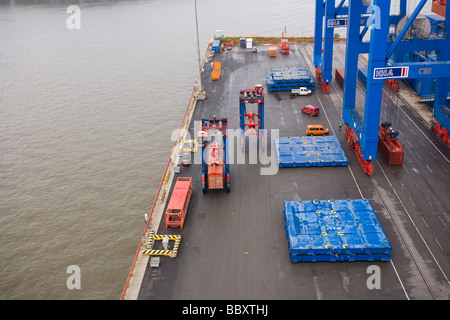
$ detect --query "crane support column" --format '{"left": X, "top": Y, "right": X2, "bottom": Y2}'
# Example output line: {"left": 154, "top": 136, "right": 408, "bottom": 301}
{"left": 342, "top": 0, "right": 362, "bottom": 128}
{"left": 361, "top": 0, "right": 392, "bottom": 160}
{"left": 433, "top": 2, "right": 450, "bottom": 146}
{"left": 314, "top": 0, "right": 325, "bottom": 70}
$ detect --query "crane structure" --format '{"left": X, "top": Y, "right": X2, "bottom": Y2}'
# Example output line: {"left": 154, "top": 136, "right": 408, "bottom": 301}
{"left": 239, "top": 84, "right": 265, "bottom": 150}
{"left": 315, "top": 0, "right": 450, "bottom": 176}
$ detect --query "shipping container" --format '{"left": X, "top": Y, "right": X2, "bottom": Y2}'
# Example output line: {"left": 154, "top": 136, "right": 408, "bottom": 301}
{"left": 165, "top": 177, "right": 193, "bottom": 229}
{"left": 335, "top": 68, "right": 345, "bottom": 89}
{"left": 268, "top": 46, "right": 277, "bottom": 58}
{"left": 246, "top": 38, "right": 253, "bottom": 49}
{"left": 207, "top": 163, "right": 224, "bottom": 189}
{"left": 432, "top": 0, "right": 446, "bottom": 17}
{"left": 211, "top": 62, "right": 221, "bottom": 80}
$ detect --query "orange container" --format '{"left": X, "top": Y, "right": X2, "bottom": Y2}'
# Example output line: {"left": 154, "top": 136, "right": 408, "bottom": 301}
{"left": 269, "top": 47, "right": 277, "bottom": 57}
{"left": 207, "top": 163, "right": 223, "bottom": 189}
{"left": 211, "top": 62, "right": 221, "bottom": 80}
{"left": 165, "top": 177, "right": 193, "bottom": 229}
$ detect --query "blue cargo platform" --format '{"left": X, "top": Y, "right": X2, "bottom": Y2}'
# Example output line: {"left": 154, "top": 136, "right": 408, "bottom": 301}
{"left": 283, "top": 199, "right": 392, "bottom": 262}
{"left": 275, "top": 136, "right": 348, "bottom": 168}
{"left": 266, "top": 67, "right": 316, "bottom": 91}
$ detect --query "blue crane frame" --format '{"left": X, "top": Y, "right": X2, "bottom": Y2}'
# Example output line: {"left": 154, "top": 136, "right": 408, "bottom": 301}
{"left": 314, "top": 0, "right": 450, "bottom": 174}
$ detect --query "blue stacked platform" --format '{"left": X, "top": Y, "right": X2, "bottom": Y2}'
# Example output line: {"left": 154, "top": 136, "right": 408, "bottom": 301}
{"left": 266, "top": 67, "right": 316, "bottom": 92}
{"left": 275, "top": 136, "right": 348, "bottom": 168}
{"left": 283, "top": 199, "right": 391, "bottom": 262}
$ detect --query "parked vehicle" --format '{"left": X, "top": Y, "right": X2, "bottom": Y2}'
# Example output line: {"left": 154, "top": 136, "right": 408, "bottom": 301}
{"left": 306, "top": 124, "right": 329, "bottom": 136}
{"left": 301, "top": 104, "right": 319, "bottom": 116}
{"left": 292, "top": 87, "right": 312, "bottom": 96}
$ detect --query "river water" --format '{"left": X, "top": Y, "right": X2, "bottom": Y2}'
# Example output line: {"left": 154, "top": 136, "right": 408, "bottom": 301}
{"left": 0, "top": 0, "right": 432, "bottom": 299}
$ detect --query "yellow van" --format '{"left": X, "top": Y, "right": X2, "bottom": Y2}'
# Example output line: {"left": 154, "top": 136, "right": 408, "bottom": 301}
{"left": 306, "top": 124, "right": 329, "bottom": 136}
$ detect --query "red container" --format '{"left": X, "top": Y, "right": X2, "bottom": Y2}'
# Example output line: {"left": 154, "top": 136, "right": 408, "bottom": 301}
{"left": 165, "top": 177, "right": 193, "bottom": 229}
{"left": 432, "top": 1, "right": 446, "bottom": 17}
{"left": 279, "top": 39, "right": 289, "bottom": 54}
{"left": 335, "top": 68, "right": 345, "bottom": 89}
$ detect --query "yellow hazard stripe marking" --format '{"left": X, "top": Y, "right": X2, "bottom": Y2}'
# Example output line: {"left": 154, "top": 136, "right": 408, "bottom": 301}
{"left": 143, "top": 250, "right": 172, "bottom": 257}
{"left": 178, "top": 140, "right": 198, "bottom": 152}
{"left": 143, "top": 230, "right": 182, "bottom": 258}
{"left": 152, "top": 234, "right": 181, "bottom": 241}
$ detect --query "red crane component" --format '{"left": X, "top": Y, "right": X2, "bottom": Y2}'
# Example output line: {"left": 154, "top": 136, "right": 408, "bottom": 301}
{"left": 345, "top": 124, "right": 374, "bottom": 177}
{"left": 433, "top": 120, "right": 450, "bottom": 147}
{"left": 316, "top": 66, "right": 330, "bottom": 94}
{"left": 244, "top": 113, "right": 259, "bottom": 134}
{"left": 165, "top": 177, "right": 193, "bottom": 229}
{"left": 385, "top": 79, "right": 399, "bottom": 92}
{"left": 280, "top": 27, "right": 289, "bottom": 54}
{"left": 378, "top": 123, "right": 405, "bottom": 165}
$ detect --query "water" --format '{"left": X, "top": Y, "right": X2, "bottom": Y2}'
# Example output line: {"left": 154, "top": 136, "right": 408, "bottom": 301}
{"left": 0, "top": 0, "right": 433, "bottom": 299}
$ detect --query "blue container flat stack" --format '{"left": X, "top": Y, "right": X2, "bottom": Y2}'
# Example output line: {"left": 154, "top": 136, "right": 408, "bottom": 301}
{"left": 275, "top": 136, "right": 348, "bottom": 167}
{"left": 266, "top": 67, "right": 316, "bottom": 91}
{"left": 283, "top": 199, "right": 392, "bottom": 262}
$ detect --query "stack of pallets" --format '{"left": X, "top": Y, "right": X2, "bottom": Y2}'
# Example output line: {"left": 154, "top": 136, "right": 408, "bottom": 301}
{"left": 266, "top": 67, "right": 315, "bottom": 91}
{"left": 283, "top": 199, "right": 391, "bottom": 262}
{"left": 275, "top": 136, "right": 348, "bottom": 167}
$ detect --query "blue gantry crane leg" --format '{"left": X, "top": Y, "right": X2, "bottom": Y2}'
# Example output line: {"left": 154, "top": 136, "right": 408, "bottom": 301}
{"left": 336, "top": 0, "right": 450, "bottom": 176}
{"left": 314, "top": 0, "right": 354, "bottom": 94}
{"left": 433, "top": 2, "right": 450, "bottom": 147}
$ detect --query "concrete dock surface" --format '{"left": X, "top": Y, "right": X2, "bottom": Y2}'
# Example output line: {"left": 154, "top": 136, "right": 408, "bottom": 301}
{"left": 124, "top": 42, "right": 450, "bottom": 300}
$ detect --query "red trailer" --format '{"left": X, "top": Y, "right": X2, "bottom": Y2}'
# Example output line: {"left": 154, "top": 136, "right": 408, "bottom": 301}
{"left": 165, "top": 177, "right": 193, "bottom": 229}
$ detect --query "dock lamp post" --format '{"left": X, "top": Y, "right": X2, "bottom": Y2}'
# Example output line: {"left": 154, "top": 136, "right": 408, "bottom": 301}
{"left": 194, "top": 0, "right": 203, "bottom": 94}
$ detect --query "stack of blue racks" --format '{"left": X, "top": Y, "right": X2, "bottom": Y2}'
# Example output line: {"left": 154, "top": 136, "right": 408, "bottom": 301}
{"left": 266, "top": 67, "right": 316, "bottom": 92}
{"left": 275, "top": 136, "right": 348, "bottom": 167}
{"left": 283, "top": 199, "right": 392, "bottom": 262}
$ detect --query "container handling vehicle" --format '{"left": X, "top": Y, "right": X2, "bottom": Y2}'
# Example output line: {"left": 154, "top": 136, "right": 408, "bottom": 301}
{"left": 200, "top": 116, "right": 230, "bottom": 193}
{"left": 164, "top": 177, "right": 193, "bottom": 229}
